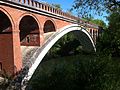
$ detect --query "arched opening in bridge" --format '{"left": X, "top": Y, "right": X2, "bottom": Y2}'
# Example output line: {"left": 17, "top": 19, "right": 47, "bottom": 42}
{"left": 90, "top": 29, "right": 92, "bottom": 36}
{"left": 19, "top": 15, "right": 40, "bottom": 67}
{"left": 0, "top": 11, "right": 11, "bottom": 33}
{"left": 43, "top": 31, "right": 83, "bottom": 60}
{"left": 43, "top": 20, "right": 55, "bottom": 33}
{"left": 19, "top": 15, "right": 40, "bottom": 46}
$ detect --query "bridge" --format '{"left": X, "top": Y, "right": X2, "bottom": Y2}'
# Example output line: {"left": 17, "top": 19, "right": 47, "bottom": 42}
{"left": 0, "top": 0, "right": 98, "bottom": 89}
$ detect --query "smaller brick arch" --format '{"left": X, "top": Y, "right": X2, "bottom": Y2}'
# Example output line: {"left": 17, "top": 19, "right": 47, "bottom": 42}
{"left": 0, "top": 8, "right": 14, "bottom": 32}
{"left": 43, "top": 19, "right": 56, "bottom": 33}
{"left": 18, "top": 13, "right": 40, "bottom": 46}
{"left": 18, "top": 13, "right": 41, "bottom": 30}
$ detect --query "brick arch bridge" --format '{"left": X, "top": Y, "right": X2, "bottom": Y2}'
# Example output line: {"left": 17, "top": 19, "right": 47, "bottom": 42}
{"left": 0, "top": 0, "right": 98, "bottom": 76}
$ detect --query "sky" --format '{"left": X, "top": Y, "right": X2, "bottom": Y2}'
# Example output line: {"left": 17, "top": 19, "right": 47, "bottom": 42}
{"left": 38, "top": 0, "right": 74, "bottom": 11}
{"left": 38, "top": 0, "right": 108, "bottom": 25}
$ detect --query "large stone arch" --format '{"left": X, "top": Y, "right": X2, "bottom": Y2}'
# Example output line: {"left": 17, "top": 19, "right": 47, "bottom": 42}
{"left": 18, "top": 13, "right": 41, "bottom": 46}
{"left": 43, "top": 18, "right": 56, "bottom": 33}
{"left": 22, "top": 24, "right": 96, "bottom": 86}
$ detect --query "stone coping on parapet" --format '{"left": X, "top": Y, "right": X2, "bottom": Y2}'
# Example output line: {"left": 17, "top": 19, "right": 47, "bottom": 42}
{"left": 1, "top": 0, "right": 77, "bottom": 22}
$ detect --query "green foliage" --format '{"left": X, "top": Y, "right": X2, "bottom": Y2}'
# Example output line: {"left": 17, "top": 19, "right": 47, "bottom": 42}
{"left": 0, "top": 70, "right": 13, "bottom": 89}
{"left": 82, "top": 17, "right": 107, "bottom": 29}
{"left": 108, "top": 11, "right": 120, "bottom": 31}
{"left": 66, "top": 9, "right": 73, "bottom": 15}
{"left": 27, "top": 54, "right": 120, "bottom": 90}
{"left": 91, "top": 19, "right": 107, "bottom": 29}
{"left": 52, "top": 4, "right": 62, "bottom": 10}
{"left": 72, "top": 0, "right": 120, "bottom": 18}
{"left": 44, "top": 32, "right": 83, "bottom": 60}
{"left": 56, "top": 34, "right": 81, "bottom": 56}
{"left": 97, "top": 10, "right": 120, "bottom": 56}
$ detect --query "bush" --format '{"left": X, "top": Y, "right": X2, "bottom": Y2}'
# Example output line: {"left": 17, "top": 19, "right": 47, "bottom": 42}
{"left": 27, "top": 54, "right": 120, "bottom": 90}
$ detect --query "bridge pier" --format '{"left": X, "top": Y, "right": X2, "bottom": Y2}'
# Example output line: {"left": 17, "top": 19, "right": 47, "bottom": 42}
{"left": 0, "top": 30, "right": 22, "bottom": 75}
{"left": 12, "top": 30, "right": 22, "bottom": 74}
{"left": 0, "top": 32, "right": 14, "bottom": 75}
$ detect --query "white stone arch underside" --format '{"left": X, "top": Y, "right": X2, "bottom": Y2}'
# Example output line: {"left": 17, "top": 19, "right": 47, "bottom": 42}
{"left": 22, "top": 24, "right": 96, "bottom": 85}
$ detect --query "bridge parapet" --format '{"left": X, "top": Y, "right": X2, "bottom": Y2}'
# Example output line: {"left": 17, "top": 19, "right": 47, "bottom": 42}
{"left": 7, "top": 0, "right": 77, "bottom": 20}
{"left": 1, "top": 0, "right": 99, "bottom": 29}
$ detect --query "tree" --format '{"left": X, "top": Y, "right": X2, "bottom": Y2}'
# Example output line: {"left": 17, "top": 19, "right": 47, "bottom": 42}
{"left": 52, "top": 4, "right": 62, "bottom": 10}
{"left": 82, "top": 17, "right": 107, "bottom": 29}
{"left": 72, "top": 0, "right": 120, "bottom": 56}
{"left": 97, "top": 10, "right": 120, "bottom": 56}
{"left": 66, "top": 9, "right": 73, "bottom": 15}
{"left": 91, "top": 19, "right": 107, "bottom": 29}
{"left": 72, "top": 0, "right": 120, "bottom": 18}
{"left": 108, "top": 10, "right": 120, "bottom": 31}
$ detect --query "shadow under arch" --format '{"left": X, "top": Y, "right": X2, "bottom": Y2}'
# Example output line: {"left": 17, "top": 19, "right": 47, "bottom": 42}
{"left": 19, "top": 15, "right": 40, "bottom": 46}
{"left": 43, "top": 19, "right": 56, "bottom": 33}
{"left": 0, "top": 9, "right": 13, "bottom": 32}
{"left": 22, "top": 24, "right": 96, "bottom": 86}
{"left": 18, "top": 13, "right": 41, "bottom": 30}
